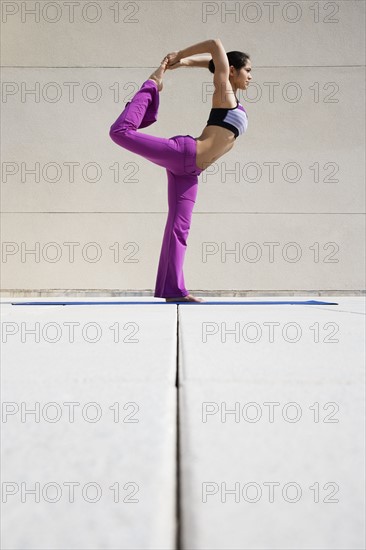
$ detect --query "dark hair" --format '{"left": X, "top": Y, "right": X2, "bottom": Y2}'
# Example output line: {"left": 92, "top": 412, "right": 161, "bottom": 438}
{"left": 208, "top": 51, "right": 250, "bottom": 74}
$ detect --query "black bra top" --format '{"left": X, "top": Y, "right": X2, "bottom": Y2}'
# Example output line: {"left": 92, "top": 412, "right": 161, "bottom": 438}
{"left": 206, "top": 100, "right": 248, "bottom": 138}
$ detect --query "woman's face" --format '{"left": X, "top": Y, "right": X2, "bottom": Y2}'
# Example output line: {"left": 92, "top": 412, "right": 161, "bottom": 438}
{"left": 231, "top": 61, "right": 252, "bottom": 90}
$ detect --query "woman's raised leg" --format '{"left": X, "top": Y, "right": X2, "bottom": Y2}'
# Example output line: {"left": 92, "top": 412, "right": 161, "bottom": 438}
{"left": 109, "top": 57, "right": 187, "bottom": 172}
{"left": 109, "top": 80, "right": 190, "bottom": 173}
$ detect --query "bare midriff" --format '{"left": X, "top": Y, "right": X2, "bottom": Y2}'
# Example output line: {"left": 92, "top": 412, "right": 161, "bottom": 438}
{"left": 194, "top": 125, "right": 236, "bottom": 171}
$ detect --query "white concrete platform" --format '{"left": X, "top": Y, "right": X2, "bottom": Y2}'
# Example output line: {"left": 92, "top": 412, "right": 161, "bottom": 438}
{"left": 179, "top": 381, "right": 364, "bottom": 549}
{"left": 1, "top": 296, "right": 364, "bottom": 549}
{"left": 178, "top": 296, "right": 365, "bottom": 384}
{"left": 1, "top": 298, "right": 177, "bottom": 384}
{"left": 1, "top": 298, "right": 177, "bottom": 549}
{"left": 178, "top": 296, "right": 365, "bottom": 549}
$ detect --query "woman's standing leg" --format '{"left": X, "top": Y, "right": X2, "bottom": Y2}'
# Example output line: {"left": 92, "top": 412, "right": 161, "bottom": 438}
{"left": 154, "top": 169, "right": 199, "bottom": 298}
{"left": 154, "top": 135, "right": 203, "bottom": 299}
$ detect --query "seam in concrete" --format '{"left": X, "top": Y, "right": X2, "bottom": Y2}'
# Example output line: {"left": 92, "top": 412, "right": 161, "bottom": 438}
{"left": 175, "top": 304, "right": 181, "bottom": 550}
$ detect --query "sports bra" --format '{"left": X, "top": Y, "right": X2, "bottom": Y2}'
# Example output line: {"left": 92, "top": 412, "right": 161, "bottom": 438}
{"left": 206, "top": 99, "right": 248, "bottom": 139}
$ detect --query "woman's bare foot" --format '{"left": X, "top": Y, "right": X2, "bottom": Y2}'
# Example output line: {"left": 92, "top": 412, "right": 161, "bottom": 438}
{"left": 165, "top": 294, "right": 205, "bottom": 303}
{"left": 148, "top": 56, "right": 169, "bottom": 92}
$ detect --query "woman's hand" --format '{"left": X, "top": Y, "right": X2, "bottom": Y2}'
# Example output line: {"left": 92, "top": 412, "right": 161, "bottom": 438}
{"left": 166, "top": 51, "right": 181, "bottom": 68}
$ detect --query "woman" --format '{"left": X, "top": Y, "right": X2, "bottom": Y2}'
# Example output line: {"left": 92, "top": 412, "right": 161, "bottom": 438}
{"left": 109, "top": 39, "right": 252, "bottom": 303}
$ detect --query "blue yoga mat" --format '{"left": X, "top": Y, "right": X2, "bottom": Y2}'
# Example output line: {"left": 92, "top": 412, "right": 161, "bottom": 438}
{"left": 10, "top": 300, "right": 339, "bottom": 306}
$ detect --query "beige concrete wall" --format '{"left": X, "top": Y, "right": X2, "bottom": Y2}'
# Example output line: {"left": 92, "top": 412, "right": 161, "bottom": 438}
{"left": 1, "top": 1, "right": 365, "bottom": 293}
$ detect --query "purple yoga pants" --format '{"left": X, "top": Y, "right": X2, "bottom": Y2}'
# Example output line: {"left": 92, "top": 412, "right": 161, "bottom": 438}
{"left": 109, "top": 78, "right": 203, "bottom": 298}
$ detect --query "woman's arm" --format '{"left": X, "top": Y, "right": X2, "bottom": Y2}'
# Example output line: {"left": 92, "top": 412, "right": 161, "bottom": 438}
{"left": 177, "top": 39, "right": 216, "bottom": 60}
{"left": 181, "top": 54, "right": 212, "bottom": 68}
{"left": 166, "top": 40, "right": 216, "bottom": 69}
